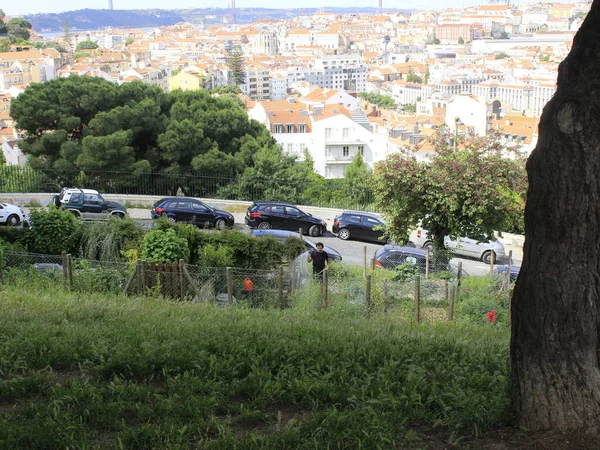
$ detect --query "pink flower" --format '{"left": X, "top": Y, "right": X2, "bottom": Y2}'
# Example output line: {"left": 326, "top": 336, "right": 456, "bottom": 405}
{"left": 486, "top": 310, "right": 497, "bottom": 323}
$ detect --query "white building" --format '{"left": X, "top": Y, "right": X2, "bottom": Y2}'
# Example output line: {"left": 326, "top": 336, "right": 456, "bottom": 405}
{"left": 445, "top": 94, "right": 493, "bottom": 137}
{"left": 269, "top": 72, "right": 288, "bottom": 100}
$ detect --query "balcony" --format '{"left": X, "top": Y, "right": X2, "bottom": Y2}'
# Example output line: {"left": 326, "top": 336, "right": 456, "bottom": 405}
{"left": 325, "top": 154, "right": 358, "bottom": 163}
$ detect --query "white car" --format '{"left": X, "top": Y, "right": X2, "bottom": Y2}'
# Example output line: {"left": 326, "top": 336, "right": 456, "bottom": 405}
{"left": 0, "top": 202, "right": 26, "bottom": 226}
{"left": 409, "top": 227, "right": 507, "bottom": 264}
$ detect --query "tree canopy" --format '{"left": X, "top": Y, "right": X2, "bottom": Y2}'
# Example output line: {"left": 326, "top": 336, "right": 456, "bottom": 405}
{"left": 9, "top": 76, "right": 280, "bottom": 177}
{"left": 358, "top": 92, "right": 396, "bottom": 109}
{"left": 5, "top": 18, "right": 32, "bottom": 42}
{"left": 75, "top": 40, "right": 99, "bottom": 51}
{"left": 373, "top": 129, "right": 527, "bottom": 247}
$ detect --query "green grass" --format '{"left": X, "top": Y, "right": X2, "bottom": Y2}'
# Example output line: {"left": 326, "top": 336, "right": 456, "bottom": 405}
{"left": 0, "top": 285, "right": 511, "bottom": 449}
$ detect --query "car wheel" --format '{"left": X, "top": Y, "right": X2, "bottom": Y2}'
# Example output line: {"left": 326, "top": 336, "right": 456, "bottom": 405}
{"left": 308, "top": 225, "right": 320, "bottom": 237}
{"left": 6, "top": 214, "right": 20, "bottom": 226}
{"left": 165, "top": 215, "right": 176, "bottom": 223}
{"left": 482, "top": 250, "right": 493, "bottom": 264}
{"left": 338, "top": 228, "right": 350, "bottom": 240}
{"left": 68, "top": 209, "right": 80, "bottom": 218}
{"left": 112, "top": 212, "right": 125, "bottom": 219}
{"left": 257, "top": 221, "right": 271, "bottom": 230}
{"left": 423, "top": 242, "right": 434, "bottom": 253}
{"left": 215, "top": 218, "right": 227, "bottom": 230}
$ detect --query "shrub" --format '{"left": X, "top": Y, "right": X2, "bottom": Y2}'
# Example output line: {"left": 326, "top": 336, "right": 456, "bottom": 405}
{"left": 196, "top": 244, "right": 234, "bottom": 267}
{"left": 282, "top": 236, "right": 307, "bottom": 261}
{"left": 455, "top": 276, "right": 509, "bottom": 325}
{"left": 25, "top": 206, "right": 81, "bottom": 255}
{"left": 141, "top": 228, "right": 189, "bottom": 263}
{"left": 79, "top": 217, "right": 144, "bottom": 261}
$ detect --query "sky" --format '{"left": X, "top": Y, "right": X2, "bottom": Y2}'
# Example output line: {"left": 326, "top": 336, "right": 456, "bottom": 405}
{"left": 3, "top": 0, "right": 525, "bottom": 16}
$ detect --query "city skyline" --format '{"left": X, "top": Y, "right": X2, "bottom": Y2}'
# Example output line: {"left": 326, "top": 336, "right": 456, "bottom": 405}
{"left": 4, "top": 0, "right": 532, "bottom": 17}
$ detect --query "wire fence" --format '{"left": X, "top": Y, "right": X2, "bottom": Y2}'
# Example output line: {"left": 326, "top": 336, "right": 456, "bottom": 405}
{"left": 0, "top": 250, "right": 514, "bottom": 324}
{"left": 0, "top": 166, "right": 376, "bottom": 211}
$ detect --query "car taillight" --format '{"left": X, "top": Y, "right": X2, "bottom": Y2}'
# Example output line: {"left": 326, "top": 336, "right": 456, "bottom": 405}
{"left": 155, "top": 207, "right": 164, "bottom": 213}
{"left": 417, "top": 229, "right": 421, "bottom": 238}
{"left": 374, "top": 260, "right": 383, "bottom": 268}
{"left": 250, "top": 212, "right": 261, "bottom": 218}
{"left": 333, "top": 220, "right": 339, "bottom": 227}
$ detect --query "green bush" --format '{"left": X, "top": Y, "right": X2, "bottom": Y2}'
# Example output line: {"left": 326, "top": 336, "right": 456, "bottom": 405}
{"left": 196, "top": 244, "right": 234, "bottom": 267}
{"left": 25, "top": 206, "right": 81, "bottom": 255}
{"left": 0, "top": 227, "right": 27, "bottom": 245}
{"left": 79, "top": 217, "right": 144, "bottom": 261}
{"left": 141, "top": 228, "right": 189, "bottom": 263}
{"left": 455, "top": 276, "right": 509, "bottom": 325}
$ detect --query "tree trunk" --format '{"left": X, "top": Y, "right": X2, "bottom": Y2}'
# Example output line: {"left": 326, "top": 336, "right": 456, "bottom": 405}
{"left": 511, "top": 1, "right": 600, "bottom": 433}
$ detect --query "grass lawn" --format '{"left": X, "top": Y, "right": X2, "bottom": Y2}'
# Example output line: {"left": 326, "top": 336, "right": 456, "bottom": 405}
{"left": 1, "top": 284, "right": 513, "bottom": 449}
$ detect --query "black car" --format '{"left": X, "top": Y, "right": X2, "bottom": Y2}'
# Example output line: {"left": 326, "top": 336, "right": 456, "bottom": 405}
{"left": 332, "top": 211, "right": 392, "bottom": 244}
{"left": 494, "top": 264, "right": 520, "bottom": 282}
{"left": 250, "top": 229, "right": 342, "bottom": 261}
{"left": 151, "top": 197, "right": 234, "bottom": 229}
{"left": 245, "top": 202, "right": 327, "bottom": 237}
{"left": 374, "top": 245, "right": 467, "bottom": 275}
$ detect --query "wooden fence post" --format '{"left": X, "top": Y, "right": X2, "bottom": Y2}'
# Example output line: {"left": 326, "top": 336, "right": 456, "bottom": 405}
{"left": 123, "top": 262, "right": 138, "bottom": 295}
{"left": 141, "top": 260, "right": 148, "bottom": 295}
{"left": 414, "top": 275, "right": 421, "bottom": 323}
{"left": 447, "top": 284, "right": 456, "bottom": 321}
{"left": 0, "top": 258, "right": 3, "bottom": 284}
{"left": 366, "top": 274, "right": 372, "bottom": 311}
{"left": 67, "top": 254, "right": 73, "bottom": 291}
{"left": 425, "top": 247, "right": 430, "bottom": 279}
{"left": 489, "top": 250, "right": 496, "bottom": 275}
{"left": 278, "top": 266, "right": 284, "bottom": 310}
{"left": 179, "top": 259, "right": 186, "bottom": 300}
{"left": 456, "top": 261, "right": 463, "bottom": 300}
{"left": 136, "top": 259, "right": 142, "bottom": 294}
{"left": 226, "top": 267, "right": 233, "bottom": 305}
{"left": 322, "top": 270, "right": 328, "bottom": 310}
{"left": 508, "top": 287, "right": 514, "bottom": 326}
{"left": 298, "top": 228, "right": 303, "bottom": 237}
{"left": 444, "top": 279, "right": 449, "bottom": 302}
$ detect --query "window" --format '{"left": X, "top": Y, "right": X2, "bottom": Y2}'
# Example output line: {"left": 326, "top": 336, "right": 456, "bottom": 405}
{"left": 299, "top": 143, "right": 307, "bottom": 152}
{"left": 343, "top": 128, "right": 349, "bottom": 139}
{"left": 325, "top": 128, "right": 332, "bottom": 140}
{"left": 345, "top": 214, "right": 362, "bottom": 224}
{"left": 270, "top": 206, "right": 285, "bottom": 215}
{"left": 364, "top": 216, "right": 383, "bottom": 227}
{"left": 192, "top": 202, "right": 209, "bottom": 212}
{"left": 70, "top": 193, "right": 81, "bottom": 203}
{"left": 286, "top": 124, "right": 294, "bottom": 133}
{"left": 285, "top": 207, "right": 302, "bottom": 217}
{"left": 176, "top": 201, "right": 192, "bottom": 210}
{"left": 274, "top": 124, "right": 283, "bottom": 133}
{"left": 287, "top": 143, "right": 294, "bottom": 153}
{"left": 358, "top": 145, "right": 364, "bottom": 156}
{"left": 299, "top": 124, "right": 307, "bottom": 133}
{"left": 84, "top": 194, "right": 102, "bottom": 204}
{"left": 343, "top": 146, "right": 349, "bottom": 157}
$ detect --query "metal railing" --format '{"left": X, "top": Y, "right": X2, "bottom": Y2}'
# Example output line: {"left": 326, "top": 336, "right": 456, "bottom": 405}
{"left": 0, "top": 166, "right": 376, "bottom": 211}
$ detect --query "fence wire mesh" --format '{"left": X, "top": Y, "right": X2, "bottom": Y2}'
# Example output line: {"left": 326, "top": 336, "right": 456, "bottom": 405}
{"left": 0, "top": 251, "right": 513, "bottom": 323}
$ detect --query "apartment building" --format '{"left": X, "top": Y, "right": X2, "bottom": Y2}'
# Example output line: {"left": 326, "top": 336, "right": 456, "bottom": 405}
{"left": 436, "top": 24, "right": 474, "bottom": 44}
{"left": 240, "top": 63, "right": 271, "bottom": 100}
{"left": 389, "top": 80, "right": 434, "bottom": 106}
{"left": 532, "top": 83, "right": 556, "bottom": 116}
{"left": 120, "top": 68, "right": 170, "bottom": 92}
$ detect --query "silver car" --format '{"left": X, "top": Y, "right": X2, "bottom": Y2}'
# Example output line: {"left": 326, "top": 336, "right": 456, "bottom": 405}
{"left": 410, "top": 227, "right": 506, "bottom": 264}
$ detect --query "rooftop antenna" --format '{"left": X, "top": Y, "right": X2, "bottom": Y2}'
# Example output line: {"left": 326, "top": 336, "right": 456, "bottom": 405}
{"left": 231, "top": 0, "right": 236, "bottom": 24}
{"left": 378, "top": 0, "right": 382, "bottom": 15}
{"left": 108, "top": 0, "right": 114, "bottom": 9}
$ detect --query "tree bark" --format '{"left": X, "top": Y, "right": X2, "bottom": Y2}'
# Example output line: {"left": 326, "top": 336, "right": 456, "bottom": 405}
{"left": 511, "top": 1, "right": 600, "bottom": 433}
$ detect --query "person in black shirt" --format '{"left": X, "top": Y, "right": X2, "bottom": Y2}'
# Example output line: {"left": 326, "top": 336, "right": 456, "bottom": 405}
{"left": 308, "top": 242, "right": 330, "bottom": 281}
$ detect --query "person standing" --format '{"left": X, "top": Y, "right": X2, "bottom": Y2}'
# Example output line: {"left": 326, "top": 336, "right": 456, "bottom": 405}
{"left": 308, "top": 243, "right": 330, "bottom": 281}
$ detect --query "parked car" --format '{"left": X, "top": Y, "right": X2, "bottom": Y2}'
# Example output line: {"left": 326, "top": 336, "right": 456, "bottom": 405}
{"left": 53, "top": 188, "right": 127, "bottom": 218}
{"left": 494, "top": 264, "right": 520, "bottom": 282}
{"left": 332, "top": 211, "right": 392, "bottom": 244}
{"left": 245, "top": 202, "right": 327, "bottom": 237}
{"left": 250, "top": 229, "right": 342, "bottom": 261}
{"left": 409, "top": 227, "right": 507, "bottom": 264}
{"left": 151, "top": 197, "right": 234, "bottom": 229}
{"left": 0, "top": 202, "right": 26, "bottom": 226}
{"left": 374, "top": 245, "right": 466, "bottom": 275}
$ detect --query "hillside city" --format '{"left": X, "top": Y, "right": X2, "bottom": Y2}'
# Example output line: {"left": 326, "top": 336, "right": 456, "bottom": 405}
{"left": 0, "top": 2, "right": 590, "bottom": 177}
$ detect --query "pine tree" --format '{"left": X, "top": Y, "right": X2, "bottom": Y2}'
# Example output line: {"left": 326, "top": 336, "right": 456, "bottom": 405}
{"left": 227, "top": 45, "right": 245, "bottom": 86}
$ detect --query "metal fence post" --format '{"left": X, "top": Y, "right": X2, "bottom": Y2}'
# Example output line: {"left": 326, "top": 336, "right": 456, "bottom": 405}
{"left": 61, "top": 252, "right": 68, "bottom": 290}
{"left": 414, "top": 275, "right": 421, "bottom": 323}
{"left": 504, "top": 250, "right": 513, "bottom": 291}
{"left": 425, "top": 247, "right": 430, "bottom": 279}
{"left": 67, "top": 254, "right": 73, "bottom": 291}
{"left": 363, "top": 245, "right": 367, "bottom": 278}
{"left": 489, "top": 250, "right": 496, "bottom": 275}
{"left": 456, "top": 261, "right": 462, "bottom": 300}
